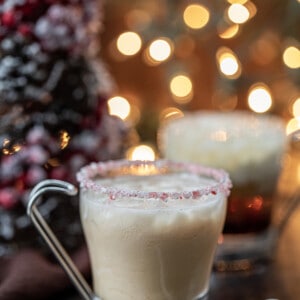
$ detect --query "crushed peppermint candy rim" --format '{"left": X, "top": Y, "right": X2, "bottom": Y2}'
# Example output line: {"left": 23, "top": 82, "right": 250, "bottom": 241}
{"left": 76, "top": 160, "right": 232, "bottom": 201}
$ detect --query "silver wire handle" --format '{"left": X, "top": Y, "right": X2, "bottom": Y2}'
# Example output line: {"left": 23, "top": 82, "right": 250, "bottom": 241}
{"left": 27, "top": 179, "right": 100, "bottom": 300}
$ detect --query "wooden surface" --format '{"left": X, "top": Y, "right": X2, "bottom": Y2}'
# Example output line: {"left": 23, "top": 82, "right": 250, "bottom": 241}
{"left": 59, "top": 207, "right": 300, "bottom": 300}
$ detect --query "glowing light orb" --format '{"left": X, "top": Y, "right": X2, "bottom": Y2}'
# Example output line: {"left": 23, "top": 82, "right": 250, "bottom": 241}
{"left": 116, "top": 31, "right": 142, "bottom": 56}
{"left": 218, "top": 24, "right": 239, "bottom": 39}
{"left": 228, "top": 4, "right": 250, "bottom": 24}
{"left": 283, "top": 46, "right": 300, "bottom": 69}
{"left": 248, "top": 85, "right": 272, "bottom": 113}
{"left": 183, "top": 4, "right": 210, "bottom": 29}
{"left": 108, "top": 96, "right": 131, "bottom": 120}
{"left": 286, "top": 118, "right": 300, "bottom": 135}
{"left": 127, "top": 145, "right": 156, "bottom": 161}
{"left": 217, "top": 48, "right": 241, "bottom": 78}
{"left": 148, "top": 38, "right": 173, "bottom": 62}
{"left": 227, "top": 0, "right": 248, "bottom": 4}
{"left": 170, "top": 75, "right": 193, "bottom": 103}
{"left": 219, "top": 54, "right": 239, "bottom": 76}
{"left": 292, "top": 97, "right": 300, "bottom": 117}
{"left": 160, "top": 107, "right": 184, "bottom": 122}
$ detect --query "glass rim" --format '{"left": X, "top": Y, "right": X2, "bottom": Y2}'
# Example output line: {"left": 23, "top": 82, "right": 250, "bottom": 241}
{"left": 76, "top": 159, "right": 232, "bottom": 201}
{"left": 160, "top": 110, "right": 285, "bottom": 132}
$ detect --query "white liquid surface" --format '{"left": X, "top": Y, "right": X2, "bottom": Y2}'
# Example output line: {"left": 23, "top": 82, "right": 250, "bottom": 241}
{"left": 80, "top": 172, "right": 227, "bottom": 300}
{"left": 95, "top": 172, "right": 215, "bottom": 192}
{"left": 160, "top": 111, "right": 286, "bottom": 186}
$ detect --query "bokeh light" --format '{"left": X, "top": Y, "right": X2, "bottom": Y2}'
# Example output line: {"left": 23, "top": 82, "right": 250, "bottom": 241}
{"left": 108, "top": 96, "right": 131, "bottom": 120}
{"left": 246, "top": 1, "right": 257, "bottom": 18}
{"left": 228, "top": 4, "right": 250, "bottom": 24}
{"left": 183, "top": 4, "right": 210, "bottom": 29}
{"left": 169, "top": 74, "right": 193, "bottom": 103}
{"left": 248, "top": 84, "right": 272, "bottom": 113}
{"left": 60, "top": 131, "right": 70, "bottom": 149}
{"left": 127, "top": 104, "right": 141, "bottom": 125}
{"left": 2, "top": 139, "right": 22, "bottom": 155}
{"left": 283, "top": 46, "right": 300, "bottom": 69}
{"left": 127, "top": 144, "right": 156, "bottom": 161}
{"left": 219, "top": 54, "right": 239, "bottom": 76}
{"left": 148, "top": 38, "right": 173, "bottom": 62}
{"left": 227, "top": 0, "right": 248, "bottom": 3}
{"left": 116, "top": 31, "right": 142, "bottom": 56}
{"left": 217, "top": 48, "right": 241, "bottom": 78}
{"left": 292, "top": 97, "right": 300, "bottom": 117}
{"left": 218, "top": 24, "right": 239, "bottom": 39}
{"left": 286, "top": 118, "right": 300, "bottom": 135}
{"left": 159, "top": 107, "right": 184, "bottom": 122}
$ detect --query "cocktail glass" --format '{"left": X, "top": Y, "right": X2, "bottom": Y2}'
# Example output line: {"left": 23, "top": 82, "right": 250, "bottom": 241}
{"left": 159, "top": 111, "right": 288, "bottom": 271}
{"left": 27, "top": 159, "right": 231, "bottom": 300}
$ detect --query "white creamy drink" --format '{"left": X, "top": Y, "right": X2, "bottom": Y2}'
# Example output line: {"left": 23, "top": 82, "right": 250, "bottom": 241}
{"left": 158, "top": 111, "right": 288, "bottom": 271}
{"left": 77, "top": 160, "right": 231, "bottom": 300}
{"left": 159, "top": 111, "right": 286, "bottom": 188}
{"left": 159, "top": 111, "right": 287, "bottom": 234}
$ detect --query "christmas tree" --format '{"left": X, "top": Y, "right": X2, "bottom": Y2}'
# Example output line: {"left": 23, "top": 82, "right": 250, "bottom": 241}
{"left": 0, "top": 0, "right": 128, "bottom": 253}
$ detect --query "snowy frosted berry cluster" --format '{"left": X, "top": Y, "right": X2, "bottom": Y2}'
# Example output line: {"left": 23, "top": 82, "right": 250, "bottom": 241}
{"left": 0, "top": 0, "right": 101, "bottom": 104}
{"left": 0, "top": 0, "right": 99, "bottom": 54}
{"left": 0, "top": 0, "right": 127, "bottom": 219}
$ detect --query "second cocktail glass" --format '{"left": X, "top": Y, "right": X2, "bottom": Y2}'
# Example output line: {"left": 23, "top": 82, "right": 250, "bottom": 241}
{"left": 159, "top": 111, "right": 287, "bottom": 271}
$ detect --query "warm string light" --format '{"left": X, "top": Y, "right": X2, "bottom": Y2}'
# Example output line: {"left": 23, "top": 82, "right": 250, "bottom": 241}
{"left": 287, "top": 96, "right": 300, "bottom": 135}
{"left": 107, "top": 96, "right": 141, "bottom": 124}
{"left": 143, "top": 38, "right": 174, "bottom": 66}
{"left": 183, "top": 4, "right": 210, "bottom": 29}
{"left": 218, "top": 24, "right": 239, "bottom": 39}
{"left": 292, "top": 97, "right": 300, "bottom": 117}
{"left": 227, "top": 3, "right": 250, "bottom": 24}
{"left": 220, "top": 55, "right": 239, "bottom": 75}
{"left": 169, "top": 74, "right": 193, "bottom": 104}
{"left": 286, "top": 118, "right": 300, "bottom": 135}
{"left": 106, "top": 1, "right": 297, "bottom": 148}
{"left": 283, "top": 46, "right": 300, "bottom": 69}
{"left": 217, "top": 47, "right": 241, "bottom": 78}
{"left": 110, "top": 2, "right": 258, "bottom": 111}
{"left": 60, "top": 131, "right": 70, "bottom": 149}
{"left": 116, "top": 31, "right": 142, "bottom": 56}
{"left": 108, "top": 96, "right": 131, "bottom": 120}
{"left": 127, "top": 144, "right": 156, "bottom": 161}
{"left": 227, "top": 0, "right": 248, "bottom": 4}
{"left": 247, "top": 84, "right": 272, "bottom": 113}
{"left": 160, "top": 107, "right": 184, "bottom": 122}
{"left": 2, "top": 139, "right": 22, "bottom": 155}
